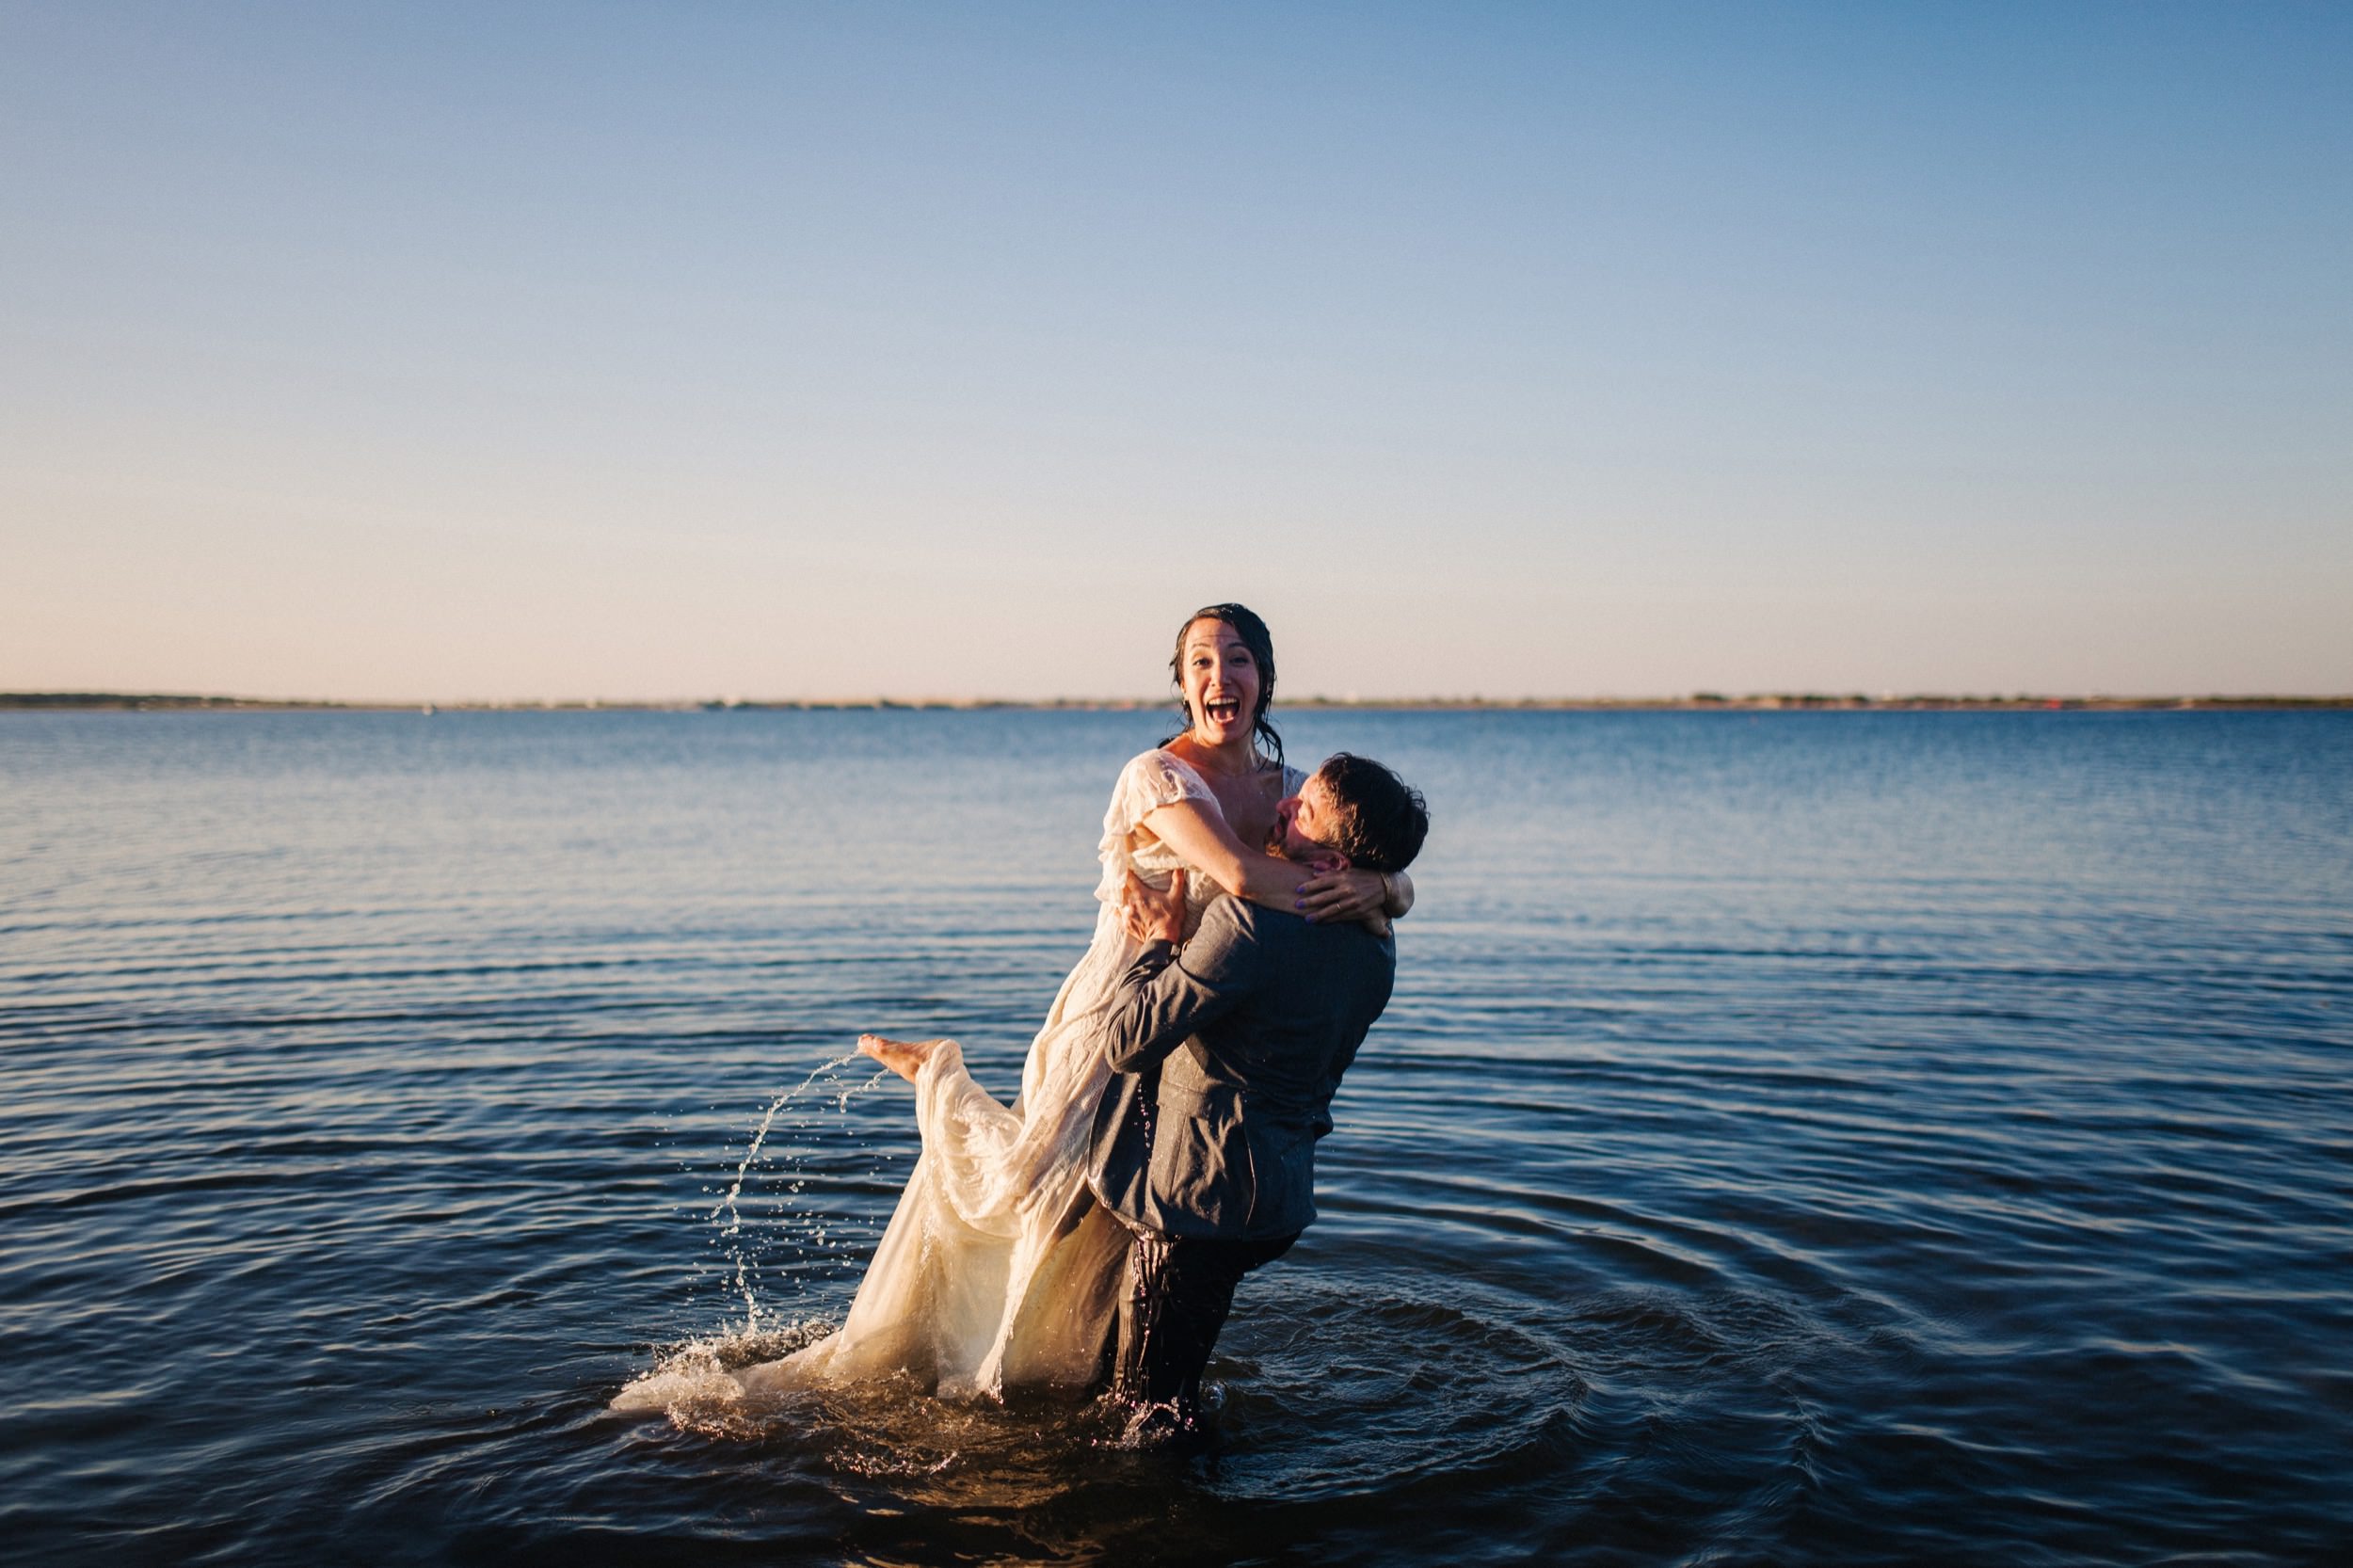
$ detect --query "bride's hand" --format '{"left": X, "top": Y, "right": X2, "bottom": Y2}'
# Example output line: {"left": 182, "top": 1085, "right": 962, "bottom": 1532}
{"left": 1295, "top": 863, "right": 1387, "bottom": 924}
{"left": 1121, "top": 869, "right": 1188, "bottom": 946}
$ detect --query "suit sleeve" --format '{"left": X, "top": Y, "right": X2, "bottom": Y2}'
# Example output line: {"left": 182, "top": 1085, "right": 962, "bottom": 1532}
{"left": 1098, "top": 899, "right": 1263, "bottom": 1074}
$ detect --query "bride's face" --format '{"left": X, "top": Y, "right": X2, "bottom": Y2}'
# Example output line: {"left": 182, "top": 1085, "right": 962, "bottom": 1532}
{"left": 1179, "top": 618, "right": 1261, "bottom": 748}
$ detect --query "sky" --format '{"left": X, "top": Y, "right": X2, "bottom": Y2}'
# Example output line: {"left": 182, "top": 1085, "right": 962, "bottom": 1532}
{"left": 2, "top": 1, "right": 2347, "bottom": 702}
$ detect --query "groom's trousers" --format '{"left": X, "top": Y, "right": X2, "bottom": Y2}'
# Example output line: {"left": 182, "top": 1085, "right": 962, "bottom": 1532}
{"left": 1109, "top": 1224, "right": 1296, "bottom": 1425}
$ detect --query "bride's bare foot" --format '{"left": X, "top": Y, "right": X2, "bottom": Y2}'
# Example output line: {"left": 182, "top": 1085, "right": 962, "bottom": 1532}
{"left": 857, "top": 1033, "right": 940, "bottom": 1083}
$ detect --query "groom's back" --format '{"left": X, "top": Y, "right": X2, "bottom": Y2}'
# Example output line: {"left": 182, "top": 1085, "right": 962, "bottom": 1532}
{"left": 1163, "top": 899, "right": 1393, "bottom": 1128}
{"left": 1138, "top": 896, "right": 1395, "bottom": 1239}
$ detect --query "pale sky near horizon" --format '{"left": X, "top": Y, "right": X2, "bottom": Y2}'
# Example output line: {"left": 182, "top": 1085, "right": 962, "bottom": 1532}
{"left": 3, "top": 2, "right": 2347, "bottom": 702}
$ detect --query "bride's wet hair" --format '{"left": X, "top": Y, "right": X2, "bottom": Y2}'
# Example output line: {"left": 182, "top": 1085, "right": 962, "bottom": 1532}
{"left": 1165, "top": 602, "right": 1284, "bottom": 771}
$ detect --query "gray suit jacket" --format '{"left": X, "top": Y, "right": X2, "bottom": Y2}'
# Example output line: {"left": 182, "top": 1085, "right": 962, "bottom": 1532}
{"left": 1085, "top": 895, "right": 1396, "bottom": 1241}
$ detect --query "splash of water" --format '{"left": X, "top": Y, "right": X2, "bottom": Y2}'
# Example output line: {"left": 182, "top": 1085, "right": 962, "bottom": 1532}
{"left": 616, "top": 1048, "right": 905, "bottom": 1423}
{"left": 709, "top": 1052, "right": 857, "bottom": 1225}
{"left": 835, "top": 1064, "right": 895, "bottom": 1112}
{"left": 707, "top": 1049, "right": 864, "bottom": 1334}
{"left": 608, "top": 1319, "right": 838, "bottom": 1432}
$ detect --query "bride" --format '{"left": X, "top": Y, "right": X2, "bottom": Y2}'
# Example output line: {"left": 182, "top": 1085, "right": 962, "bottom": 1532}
{"left": 740, "top": 603, "right": 1412, "bottom": 1400}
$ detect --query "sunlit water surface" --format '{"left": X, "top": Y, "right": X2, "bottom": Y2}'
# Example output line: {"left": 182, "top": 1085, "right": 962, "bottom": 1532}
{"left": 3, "top": 710, "right": 2348, "bottom": 1565}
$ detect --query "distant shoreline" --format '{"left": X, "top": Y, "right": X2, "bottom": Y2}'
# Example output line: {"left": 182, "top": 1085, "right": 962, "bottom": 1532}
{"left": 6, "top": 692, "right": 2348, "bottom": 712}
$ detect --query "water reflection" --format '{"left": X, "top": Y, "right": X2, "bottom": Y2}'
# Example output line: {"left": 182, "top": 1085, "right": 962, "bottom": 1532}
{"left": 4, "top": 711, "right": 2349, "bottom": 1565}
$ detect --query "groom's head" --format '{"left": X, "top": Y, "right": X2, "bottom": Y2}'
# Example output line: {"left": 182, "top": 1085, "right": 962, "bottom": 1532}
{"left": 1274, "top": 753, "right": 1429, "bottom": 874}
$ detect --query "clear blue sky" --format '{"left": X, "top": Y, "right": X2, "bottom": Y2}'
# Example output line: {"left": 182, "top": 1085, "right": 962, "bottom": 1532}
{"left": 4, "top": 2, "right": 2346, "bottom": 700}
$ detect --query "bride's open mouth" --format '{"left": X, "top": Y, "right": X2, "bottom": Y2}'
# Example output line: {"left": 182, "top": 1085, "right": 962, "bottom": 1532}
{"left": 1204, "top": 697, "right": 1242, "bottom": 726}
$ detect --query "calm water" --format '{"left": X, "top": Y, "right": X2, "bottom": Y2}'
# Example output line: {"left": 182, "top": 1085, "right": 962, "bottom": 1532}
{"left": 3, "top": 709, "right": 2348, "bottom": 1566}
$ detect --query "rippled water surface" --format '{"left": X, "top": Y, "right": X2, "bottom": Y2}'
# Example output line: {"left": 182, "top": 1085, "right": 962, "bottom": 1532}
{"left": 3, "top": 709, "right": 2348, "bottom": 1565}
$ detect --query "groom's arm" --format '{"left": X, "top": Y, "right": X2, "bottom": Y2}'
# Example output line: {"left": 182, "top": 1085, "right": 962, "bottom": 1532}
{"left": 1098, "top": 899, "right": 1266, "bottom": 1075}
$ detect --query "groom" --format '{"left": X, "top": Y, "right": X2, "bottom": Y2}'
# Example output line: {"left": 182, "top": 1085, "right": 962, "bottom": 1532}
{"left": 1088, "top": 751, "right": 1429, "bottom": 1440}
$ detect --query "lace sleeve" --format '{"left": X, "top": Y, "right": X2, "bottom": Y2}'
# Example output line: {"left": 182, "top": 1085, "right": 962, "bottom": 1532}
{"left": 1131, "top": 749, "right": 1215, "bottom": 812}
{"left": 1096, "top": 749, "right": 1217, "bottom": 902}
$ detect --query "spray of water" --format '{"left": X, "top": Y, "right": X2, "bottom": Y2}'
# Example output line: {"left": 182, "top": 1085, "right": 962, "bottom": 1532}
{"left": 615, "top": 1048, "right": 900, "bottom": 1423}
{"left": 708, "top": 1049, "right": 865, "bottom": 1334}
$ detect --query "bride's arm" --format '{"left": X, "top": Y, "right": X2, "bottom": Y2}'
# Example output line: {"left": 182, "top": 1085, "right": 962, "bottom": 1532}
{"left": 1300, "top": 867, "right": 1412, "bottom": 923}
{"left": 1140, "top": 799, "right": 1388, "bottom": 920}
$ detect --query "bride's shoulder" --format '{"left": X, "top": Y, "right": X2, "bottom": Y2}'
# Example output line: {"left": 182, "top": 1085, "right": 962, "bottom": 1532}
{"left": 1112, "top": 746, "right": 1215, "bottom": 812}
{"left": 1119, "top": 744, "right": 1199, "bottom": 778}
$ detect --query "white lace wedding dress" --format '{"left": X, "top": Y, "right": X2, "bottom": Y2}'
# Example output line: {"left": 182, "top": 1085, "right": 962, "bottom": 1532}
{"left": 740, "top": 747, "right": 1305, "bottom": 1400}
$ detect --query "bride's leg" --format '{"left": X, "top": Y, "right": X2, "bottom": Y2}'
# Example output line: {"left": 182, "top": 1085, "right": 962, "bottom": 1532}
{"left": 860, "top": 1034, "right": 1027, "bottom": 1197}
{"left": 862, "top": 1035, "right": 1032, "bottom": 1240}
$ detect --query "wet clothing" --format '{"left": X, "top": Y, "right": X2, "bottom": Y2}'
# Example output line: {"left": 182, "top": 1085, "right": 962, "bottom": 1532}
{"left": 1088, "top": 900, "right": 1395, "bottom": 1240}
{"left": 1110, "top": 1227, "right": 1296, "bottom": 1418}
{"left": 1087, "top": 899, "right": 1395, "bottom": 1428}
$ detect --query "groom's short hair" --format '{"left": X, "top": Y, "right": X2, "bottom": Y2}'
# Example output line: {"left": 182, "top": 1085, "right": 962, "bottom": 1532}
{"left": 1314, "top": 753, "right": 1428, "bottom": 874}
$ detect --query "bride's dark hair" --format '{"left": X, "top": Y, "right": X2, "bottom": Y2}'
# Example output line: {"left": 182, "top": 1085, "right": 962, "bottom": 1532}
{"left": 1164, "top": 602, "right": 1284, "bottom": 772}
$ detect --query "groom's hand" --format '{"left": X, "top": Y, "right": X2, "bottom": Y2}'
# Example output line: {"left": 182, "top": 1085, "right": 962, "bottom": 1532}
{"left": 1120, "top": 869, "right": 1188, "bottom": 947}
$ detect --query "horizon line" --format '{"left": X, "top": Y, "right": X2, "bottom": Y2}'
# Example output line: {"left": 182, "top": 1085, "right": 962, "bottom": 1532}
{"left": 7, "top": 691, "right": 2351, "bottom": 713}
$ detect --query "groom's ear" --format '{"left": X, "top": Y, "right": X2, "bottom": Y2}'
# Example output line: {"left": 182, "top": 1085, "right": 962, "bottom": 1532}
{"left": 1308, "top": 850, "right": 1349, "bottom": 875}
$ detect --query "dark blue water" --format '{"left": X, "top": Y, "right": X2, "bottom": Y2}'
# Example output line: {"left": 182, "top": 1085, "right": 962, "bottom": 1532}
{"left": 3, "top": 710, "right": 2347, "bottom": 1565}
